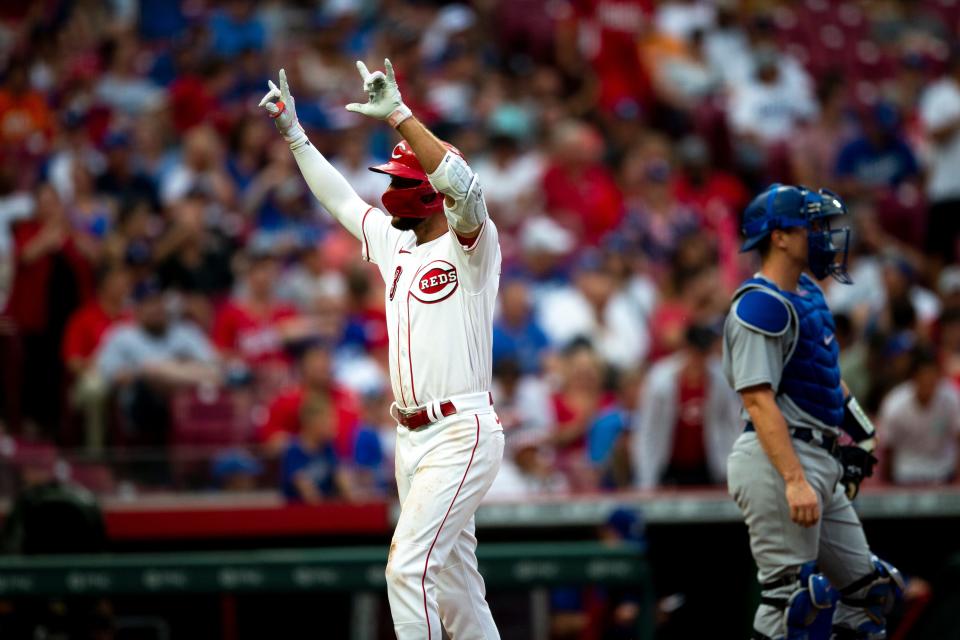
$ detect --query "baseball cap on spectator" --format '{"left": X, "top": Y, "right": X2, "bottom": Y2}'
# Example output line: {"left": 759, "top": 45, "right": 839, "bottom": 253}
{"left": 753, "top": 45, "right": 780, "bottom": 74}
{"left": 677, "top": 135, "right": 710, "bottom": 168}
{"left": 685, "top": 320, "right": 722, "bottom": 352}
{"left": 488, "top": 104, "right": 535, "bottom": 142}
{"left": 873, "top": 101, "right": 900, "bottom": 131}
{"left": 613, "top": 98, "right": 643, "bottom": 121}
{"left": 883, "top": 331, "right": 916, "bottom": 359}
{"left": 422, "top": 4, "right": 477, "bottom": 62}
{"left": 125, "top": 241, "right": 153, "bottom": 267}
{"left": 102, "top": 131, "right": 131, "bottom": 151}
{"left": 246, "top": 234, "right": 282, "bottom": 262}
{"left": 574, "top": 248, "right": 605, "bottom": 274}
{"left": 212, "top": 449, "right": 263, "bottom": 489}
{"left": 289, "top": 336, "right": 332, "bottom": 361}
{"left": 521, "top": 217, "right": 574, "bottom": 255}
{"left": 880, "top": 249, "right": 916, "bottom": 282}
{"left": 602, "top": 507, "right": 647, "bottom": 550}
{"left": 132, "top": 278, "right": 163, "bottom": 303}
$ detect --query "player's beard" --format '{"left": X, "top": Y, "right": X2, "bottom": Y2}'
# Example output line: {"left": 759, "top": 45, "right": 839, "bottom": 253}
{"left": 391, "top": 216, "right": 427, "bottom": 231}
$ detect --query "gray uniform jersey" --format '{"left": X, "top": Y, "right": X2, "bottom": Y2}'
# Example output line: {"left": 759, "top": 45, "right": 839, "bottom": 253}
{"left": 722, "top": 282, "right": 878, "bottom": 639}
{"left": 721, "top": 293, "right": 841, "bottom": 436}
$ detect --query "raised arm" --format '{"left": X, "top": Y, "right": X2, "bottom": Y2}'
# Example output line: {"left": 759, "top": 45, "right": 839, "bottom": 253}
{"left": 345, "top": 59, "right": 486, "bottom": 239}
{"left": 259, "top": 70, "right": 369, "bottom": 240}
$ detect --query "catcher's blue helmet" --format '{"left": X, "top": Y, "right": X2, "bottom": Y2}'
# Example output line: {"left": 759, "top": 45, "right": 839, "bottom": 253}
{"left": 740, "top": 184, "right": 852, "bottom": 284}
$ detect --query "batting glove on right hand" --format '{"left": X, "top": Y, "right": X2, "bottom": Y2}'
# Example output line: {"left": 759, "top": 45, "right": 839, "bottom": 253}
{"left": 345, "top": 59, "right": 412, "bottom": 128}
{"left": 258, "top": 69, "right": 306, "bottom": 145}
{"left": 839, "top": 445, "right": 878, "bottom": 500}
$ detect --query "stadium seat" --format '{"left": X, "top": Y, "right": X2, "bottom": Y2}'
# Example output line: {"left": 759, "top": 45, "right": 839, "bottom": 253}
{"left": 170, "top": 387, "right": 252, "bottom": 448}
{"left": 67, "top": 462, "right": 116, "bottom": 494}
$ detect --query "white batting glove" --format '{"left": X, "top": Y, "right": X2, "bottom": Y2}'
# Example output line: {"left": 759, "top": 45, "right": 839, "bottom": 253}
{"left": 258, "top": 69, "right": 306, "bottom": 145}
{"left": 345, "top": 58, "right": 412, "bottom": 128}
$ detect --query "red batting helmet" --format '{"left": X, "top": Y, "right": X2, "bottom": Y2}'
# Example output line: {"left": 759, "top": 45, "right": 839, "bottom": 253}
{"left": 369, "top": 140, "right": 462, "bottom": 218}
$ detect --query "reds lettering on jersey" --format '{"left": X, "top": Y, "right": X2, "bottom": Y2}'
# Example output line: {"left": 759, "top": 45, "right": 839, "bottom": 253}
{"left": 359, "top": 208, "right": 500, "bottom": 408}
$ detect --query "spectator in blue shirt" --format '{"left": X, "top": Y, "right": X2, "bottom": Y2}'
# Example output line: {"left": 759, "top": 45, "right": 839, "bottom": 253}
{"left": 281, "top": 396, "right": 354, "bottom": 503}
{"left": 212, "top": 449, "right": 262, "bottom": 492}
{"left": 834, "top": 102, "right": 919, "bottom": 197}
{"left": 207, "top": 1, "right": 266, "bottom": 58}
{"left": 493, "top": 278, "right": 550, "bottom": 374}
{"left": 351, "top": 388, "right": 393, "bottom": 498}
{"left": 587, "top": 370, "right": 642, "bottom": 490}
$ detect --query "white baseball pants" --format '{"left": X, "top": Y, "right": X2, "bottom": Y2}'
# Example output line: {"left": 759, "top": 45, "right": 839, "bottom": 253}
{"left": 387, "top": 409, "right": 504, "bottom": 640}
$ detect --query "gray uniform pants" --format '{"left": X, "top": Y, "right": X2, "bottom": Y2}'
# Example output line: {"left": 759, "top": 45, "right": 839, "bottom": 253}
{"left": 727, "top": 432, "right": 876, "bottom": 636}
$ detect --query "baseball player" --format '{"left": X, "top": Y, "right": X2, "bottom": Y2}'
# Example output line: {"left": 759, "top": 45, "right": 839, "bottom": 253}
{"left": 259, "top": 61, "right": 503, "bottom": 639}
{"left": 723, "top": 185, "right": 903, "bottom": 640}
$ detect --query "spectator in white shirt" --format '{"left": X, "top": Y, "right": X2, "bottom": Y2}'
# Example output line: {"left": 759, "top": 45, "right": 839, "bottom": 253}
{"left": 632, "top": 322, "right": 741, "bottom": 488}
{"left": 728, "top": 45, "right": 817, "bottom": 145}
{"left": 879, "top": 346, "right": 960, "bottom": 485}
{"left": 472, "top": 132, "right": 544, "bottom": 231}
{"left": 490, "top": 357, "right": 555, "bottom": 443}
{"left": 485, "top": 356, "right": 567, "bottom": 499}
{"left": 93, "top": 36, "right": 165, "bottom": 116}
{"left": 160, "top": 125, "right": 236, "bottom": 206}
{"left": 918, "top": 54, "right": 960, "bottom": 266}
{"left": 329, "top": 129, "right": 390, "bottom": 208}
{"left": 537, "top": 251, "right": 650, "bottom": 370}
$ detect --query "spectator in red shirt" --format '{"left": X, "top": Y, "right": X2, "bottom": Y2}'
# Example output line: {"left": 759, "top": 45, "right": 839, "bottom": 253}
{"left": 542, "top": 121, "right": 624, "bottom": 246}
{"left": 647, "top": 244, "right": 728, "bottom": 361}
{"left": 168, "top": 61, "right": 223, "bottom": 134}
{"left": 555, "top": 0, "right": 654, "bottom": 115}
{"left": 549, "top": 339, "right": 614, "bottom": 488}
{"left": 212, "top": 250, "right": 312, "bottom": 391}
{"left": 3, "top": 183, "right": 93, "bottom": 437}
{"left": 937, "top": 306, "right": 960, "bottom": 388}
{"left": 62, "top": 265, "right": 131, "bottom": 451}
{"left": 670, "top": 135, "right": 748, "bottom": 289}
{"left": 258, "top": 341, "right": 359, "bottom": 459}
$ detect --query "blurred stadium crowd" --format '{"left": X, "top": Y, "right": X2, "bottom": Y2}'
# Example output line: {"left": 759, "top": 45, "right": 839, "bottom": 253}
{"left": 0, "top": 0, "right": 959, "bottom": 502}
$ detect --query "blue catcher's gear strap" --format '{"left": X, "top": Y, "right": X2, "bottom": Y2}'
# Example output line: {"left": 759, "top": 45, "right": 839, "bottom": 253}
{"left": 837, "top": 557, "right": 905, "bottom": 635}
{"left": 759, "top": 564, "right": 838, "bottom": 640}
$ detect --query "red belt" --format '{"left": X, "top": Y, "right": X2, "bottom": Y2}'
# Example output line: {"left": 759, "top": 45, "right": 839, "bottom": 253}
{"left": 396, "top": 392, "right": 494, "bottom": 430}
{"left": 397, "top": 400, "right": 457, "bottom": 430}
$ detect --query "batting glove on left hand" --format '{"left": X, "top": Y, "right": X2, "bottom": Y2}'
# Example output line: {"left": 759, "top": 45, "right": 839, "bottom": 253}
{"left": 345, "top": 58, "right": 412, "bottom": 128}
{"left": 258, "top": 69, "right": 306, "bottom": 145}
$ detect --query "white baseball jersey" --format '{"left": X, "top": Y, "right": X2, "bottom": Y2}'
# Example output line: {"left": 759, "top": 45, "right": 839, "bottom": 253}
{"left": 359, "top": 208, "right": 501, "bottom": 409}
{"left": 286, "top": 131, "right": 504, "bottom": 638}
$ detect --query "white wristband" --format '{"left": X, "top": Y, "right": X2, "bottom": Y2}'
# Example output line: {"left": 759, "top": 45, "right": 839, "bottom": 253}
{"left": 387, "top": 104, "right": 412, "bottom": 128}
